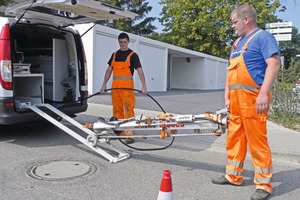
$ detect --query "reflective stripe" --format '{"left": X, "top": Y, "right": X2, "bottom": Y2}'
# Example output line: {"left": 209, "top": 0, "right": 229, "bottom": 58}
{"left": 229, "top": 84, "right": 260, "bottom": 92}
{"left": 254, "top": 167, "right": 273, "bottom": 174}
{"left": 226, "top": 168, "right": 242, "bottom": 176}
{"left": 254, "top": 177, "right": 271, "bottom": 184}
{"left": 113, "top": 76, "right": 133, "bottom": 80}
{"left": 227, "top": 159, "right": 244, "bottom": 168}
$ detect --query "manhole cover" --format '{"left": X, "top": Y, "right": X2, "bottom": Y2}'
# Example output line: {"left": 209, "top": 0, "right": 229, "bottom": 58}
{"left": 26, "top": 160, "right": 97, "bottom": 181}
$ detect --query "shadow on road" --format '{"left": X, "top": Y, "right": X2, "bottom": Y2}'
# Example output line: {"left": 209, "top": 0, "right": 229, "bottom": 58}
{"left": 0, "top": 121, "right": 83, "bottom": 148}
{"left": 272, "top": 168, "right": 300, "bottom": 198}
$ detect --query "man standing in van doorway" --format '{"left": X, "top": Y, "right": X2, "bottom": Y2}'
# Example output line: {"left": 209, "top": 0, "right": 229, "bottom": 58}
{"left": 100, "top": 32, "right": 147, "bottom": 144}
{"left": 211, "top": 4, "right": 280, "bottom": 200}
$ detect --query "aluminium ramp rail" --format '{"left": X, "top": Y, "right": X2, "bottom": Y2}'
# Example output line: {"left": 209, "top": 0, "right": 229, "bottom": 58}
{"left": 20, "top": 103, "right": 129, "bottom": 163}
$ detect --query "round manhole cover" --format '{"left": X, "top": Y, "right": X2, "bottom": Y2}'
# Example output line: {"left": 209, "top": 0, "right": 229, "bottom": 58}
{"left": 26, "top": 160, "right": 97, "bottom": 181}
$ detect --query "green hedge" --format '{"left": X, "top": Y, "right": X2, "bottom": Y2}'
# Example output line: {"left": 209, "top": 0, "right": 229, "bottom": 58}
{"left": 269, "top": 59, "right": 300, "bottom": 131}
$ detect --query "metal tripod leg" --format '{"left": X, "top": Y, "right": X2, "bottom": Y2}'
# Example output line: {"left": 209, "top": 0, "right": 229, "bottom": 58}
{"left": 21, "top": 103, "right": 129, "bottom": 163}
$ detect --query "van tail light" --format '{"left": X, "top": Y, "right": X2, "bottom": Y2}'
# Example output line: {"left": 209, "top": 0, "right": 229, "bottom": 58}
{"left": 0, "top": 24, "right": 12, "bottom": 90}
{"left": 80, "top": 38, "right": 88, "bottom": 87}
{"left": 5, "top": 103, "right": 14, "bottom": 107}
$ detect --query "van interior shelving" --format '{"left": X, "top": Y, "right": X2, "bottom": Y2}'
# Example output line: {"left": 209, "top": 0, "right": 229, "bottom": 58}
{"left": 11, "top": 24, "right": 80, "bottom": 111}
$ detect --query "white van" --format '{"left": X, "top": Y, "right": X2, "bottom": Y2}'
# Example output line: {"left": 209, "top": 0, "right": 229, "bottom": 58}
{"left": 0, "top": 0, "right": 137, "bottom": 125}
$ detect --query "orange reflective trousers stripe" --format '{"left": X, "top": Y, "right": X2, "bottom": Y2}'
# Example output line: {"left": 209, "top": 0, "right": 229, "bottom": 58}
{"left": 111, "top": 52, "right": 135, "bottom": 119}
{"left": 226, "top": 30, "right": 273, "bottom": 193}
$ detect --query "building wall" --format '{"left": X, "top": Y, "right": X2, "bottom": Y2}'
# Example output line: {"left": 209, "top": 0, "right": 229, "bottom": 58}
{"left": 76, "top": 24, "right": 228, "bottom": 94}
{"left": 203, "top": 58, "right": 218, "bottom": 89}
{"left": 217, "top": 60, "right": 228, "bottom": 89}
{"left": 204, "top": 58, "right": 228, "bottom": 90}
{"left": 78, "top": 24, "right": 167, "bottom": 94}
{"left": 171, "top": 57, "right": 206, "bottom": 89}
{"left": 138, "top": 41, "right": 167, "bottom": 91}
{"left": 172, "top": 57, "right": 227, "bottom": 90}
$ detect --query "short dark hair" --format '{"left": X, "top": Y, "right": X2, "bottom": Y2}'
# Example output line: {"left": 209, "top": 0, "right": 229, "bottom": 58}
{"left": 118, "top": 32, "right": 129, "bottom": 40}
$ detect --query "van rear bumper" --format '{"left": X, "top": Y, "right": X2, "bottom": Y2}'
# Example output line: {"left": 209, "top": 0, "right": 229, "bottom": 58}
{"left": 0, "top": 98, "right": 88, "bottom": 125}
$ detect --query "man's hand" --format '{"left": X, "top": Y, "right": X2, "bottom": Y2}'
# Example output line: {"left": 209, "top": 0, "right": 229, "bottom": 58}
{"left": 100, "top": 66, "right": 113, "bottom": 93}
{"left": 256, "top": 53, "right": 280, "bottom": 114}
{"left": 100, "top": 85, "right": 107, "bottom": 93}
{"left": 225, "top": 98, "right": 230, "bottom": 112}
{"left": 141, "top": 86, "right": 147, "bottom": 95}
{"left": 224, "top": 74, "right": 230, "bottom": 112}
{"left": 136, "top": 67, "right": 147, "bottom": 95}
{"left": 256, "top": 92, "right": 269, "bottom": 114}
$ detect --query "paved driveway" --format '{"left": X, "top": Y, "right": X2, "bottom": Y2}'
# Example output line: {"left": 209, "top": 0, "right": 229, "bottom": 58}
{"left": 1, "top": 90, "right": 300, "bottom": 200}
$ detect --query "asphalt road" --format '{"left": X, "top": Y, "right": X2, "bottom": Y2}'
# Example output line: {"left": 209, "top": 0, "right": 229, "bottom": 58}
{"left": 88, "top": 89, "right": 226, "bottom": 115}
{"left": 1, "top": 90, "right": 300, "bottom": 200}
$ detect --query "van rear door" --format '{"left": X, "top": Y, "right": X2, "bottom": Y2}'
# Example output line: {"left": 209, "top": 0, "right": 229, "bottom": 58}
{"left": 5, "top": 0, "right": 138, "bottom": 27}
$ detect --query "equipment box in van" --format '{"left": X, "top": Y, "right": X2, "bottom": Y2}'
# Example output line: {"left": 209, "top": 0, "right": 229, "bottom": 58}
{"left": 0, "top": 0, "right": 137, "bottom": 125}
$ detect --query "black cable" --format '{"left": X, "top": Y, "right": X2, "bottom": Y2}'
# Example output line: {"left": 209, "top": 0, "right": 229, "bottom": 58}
{"left": 85, "top": 91, "right": 100, "bottom": 100}
{"left": 106, "top": 88, "right": 166, "bottom": 114}
{"left": 86, "top": 87, "right": 175, "bottom": 151}
{"left": 83, "top": 88, "right": 166, "bottom": 114}
{"left": 80, "top": 23, "right": 96, "bottom": 38}
{"left": 118, "top": 136, "right": 175, "bottom": 151}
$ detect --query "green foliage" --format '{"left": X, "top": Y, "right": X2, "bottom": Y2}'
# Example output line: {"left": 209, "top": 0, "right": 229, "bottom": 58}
{"left": 270, "top": 59, "right": 300, "bottom": 131}
{"left": 95, "top": 0, "right": 156, "bottom": 36}
{"left": 270, "top": 82, "right": 300, "bottom": 131}
{"left": 0, "top": 0, "right": 14, "bottom": 17}
{"left": 156, "top": 0, "right": 282, "bottom": 59}
{"left": 279, "top": 27, "right": 300, "bottom": 69}
{"left": 0, "top": 0, "right": 14, "bottom": 6}
{"left": 278, "top": 57, "right": 300, "bottom": 83}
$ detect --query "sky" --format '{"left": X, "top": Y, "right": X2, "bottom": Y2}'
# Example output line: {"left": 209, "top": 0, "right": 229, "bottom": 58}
{"left": 276, "top": 0, "right": 300, "bottom": 30}
{"left": 148, "top": 0, "right": 300, "bottom": 33}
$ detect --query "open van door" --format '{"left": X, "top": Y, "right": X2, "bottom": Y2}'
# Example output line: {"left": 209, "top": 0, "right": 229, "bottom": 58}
{"left": 5, "top": 0, "right": 138, "bottom": 27}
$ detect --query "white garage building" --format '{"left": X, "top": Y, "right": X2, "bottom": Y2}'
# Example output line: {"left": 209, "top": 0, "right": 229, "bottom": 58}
{"left": 76, "top": 23, "right": 228, "bottom": 94}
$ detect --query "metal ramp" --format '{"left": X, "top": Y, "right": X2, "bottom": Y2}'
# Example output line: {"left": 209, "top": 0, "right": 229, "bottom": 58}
{"left": 20, "top": 103, "right": 130, "bottom": 163}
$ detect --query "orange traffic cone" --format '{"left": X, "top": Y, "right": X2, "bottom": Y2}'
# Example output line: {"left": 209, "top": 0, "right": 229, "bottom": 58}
{"left": 157, "top": 170, "right": 174, "bottom": 200}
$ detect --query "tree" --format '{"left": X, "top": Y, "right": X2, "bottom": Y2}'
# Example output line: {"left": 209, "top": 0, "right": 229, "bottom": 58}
{"left": 0, "top": 0, "right": 13, "bottom": 6}
{"left": 279, "top": 27, "right": 300, "bottom": 69}
{"left": 0, "top": 0, "right": 15, "bottom": 16}
{"left": 95, "top": 0, "right": 156, "bottom": 36}
{"left": 157, "top": 0, "right": 282, "bottom": 59}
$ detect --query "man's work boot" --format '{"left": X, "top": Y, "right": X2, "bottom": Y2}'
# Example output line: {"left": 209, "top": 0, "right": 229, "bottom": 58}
{"left": 211, "top": 175, "right": 242, "bottom": 186}
{"left": 250, "top": 189, "right": 270, "bottom": 200}
{"left": 121, "top": 130, "right": 135, "bottom": 144}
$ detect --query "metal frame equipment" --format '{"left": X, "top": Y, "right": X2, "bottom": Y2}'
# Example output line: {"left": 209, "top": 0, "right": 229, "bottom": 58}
{"left": 20, "top": 102, "right": 228, "bottom": 163}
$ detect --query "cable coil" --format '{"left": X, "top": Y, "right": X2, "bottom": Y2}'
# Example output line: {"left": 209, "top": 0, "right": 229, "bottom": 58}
{"left": 86, "top": 88, "right": 175, "bottom": 151}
